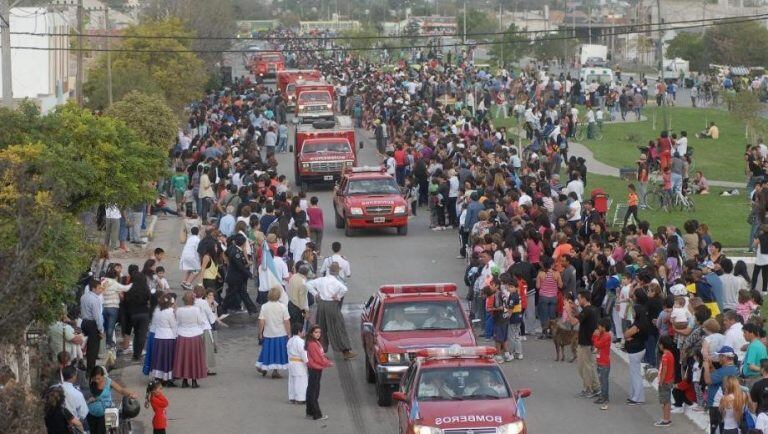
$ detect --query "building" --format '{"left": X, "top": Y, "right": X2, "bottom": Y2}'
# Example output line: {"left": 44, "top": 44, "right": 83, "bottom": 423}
{"left": 1, "top": 7, "right": 71, "bottom": 112}
{"left": 299, "top": 18, "right": 360, "bottom": 34}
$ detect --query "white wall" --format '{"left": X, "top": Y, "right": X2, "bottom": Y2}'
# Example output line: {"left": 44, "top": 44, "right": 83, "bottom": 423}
{"left": 1, "top": 8, "right": 69, "bottom": 100}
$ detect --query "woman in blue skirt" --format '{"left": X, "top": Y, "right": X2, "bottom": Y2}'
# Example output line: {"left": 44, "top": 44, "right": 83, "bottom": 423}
{"left": 256, "top": 287, "right": 290, "bottom": 379}
{"left": 149, "top": 293, "right": 177, "bottom": 386}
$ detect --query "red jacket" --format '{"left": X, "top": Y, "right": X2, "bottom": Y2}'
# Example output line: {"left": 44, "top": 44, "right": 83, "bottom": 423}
{"left": 591, "top": 331, "right": 612, "bottom": 367}
{"left": 307, "top": 340, "right": 333, "bottom": 370}
{"left": 151, "top": 391, "right": 169, "bottom": 429}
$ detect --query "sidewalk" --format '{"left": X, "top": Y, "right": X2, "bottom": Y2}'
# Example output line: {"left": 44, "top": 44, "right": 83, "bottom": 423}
{"left": 568, "top": 140, "right": 743, "bottom": 189}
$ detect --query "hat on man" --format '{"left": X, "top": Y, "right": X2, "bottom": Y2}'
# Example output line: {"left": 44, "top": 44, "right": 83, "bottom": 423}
{"left": 715, "top": 346, "right": 736, "bottom": 358}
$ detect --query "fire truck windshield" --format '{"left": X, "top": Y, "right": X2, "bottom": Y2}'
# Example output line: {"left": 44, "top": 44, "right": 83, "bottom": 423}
{"left": 347, "top": 178, "right": 400, "bottom": 195}
{"left": 416, "top": 367, "right": 509, "bottom": 401}
{"left": 301, "top": 141, "right": 351, "bottom": 154}
{"left": 381, "top": 300, "right": 465, "bottom": 332}
{"left": 299, "top": 91, "right": 331, "bottom": 103}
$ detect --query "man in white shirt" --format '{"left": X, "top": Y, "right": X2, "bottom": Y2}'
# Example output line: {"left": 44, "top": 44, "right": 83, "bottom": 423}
{"left": 306, "top": 263, "right": 357, "bottom": 359}
{"left": 61, "top": 366, "right": 88, "bottom": 423}
{"left": 722, "top": 311, "right": 748, "bottom": 361}
{"left": 319, "top": 241, "right": 351, "bottom": 282}
{"left": 719, "top": 259, "right": 748, "bottom": 311}
{"left": 676, "top": 131, "right": 689, "bottom": 157}
{"left": 565, "top": 173, "right": 585, "bottom": 201}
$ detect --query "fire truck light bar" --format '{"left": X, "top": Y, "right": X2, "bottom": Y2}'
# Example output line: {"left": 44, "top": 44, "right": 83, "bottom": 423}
{"left": 378, "top": 283, "right": 457, "bottom": 294}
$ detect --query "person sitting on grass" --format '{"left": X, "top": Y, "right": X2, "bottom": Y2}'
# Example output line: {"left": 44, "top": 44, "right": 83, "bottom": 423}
{"left": 696, "top": 122, "right": 719, "bottom": 140}
{"left": 692, "top": 171, "right": 710, "bottom": 195}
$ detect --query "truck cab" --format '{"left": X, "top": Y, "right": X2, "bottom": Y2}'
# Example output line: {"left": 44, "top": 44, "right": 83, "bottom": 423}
{"left": 333, "top": 167, "right": 409, "bottom": 236}
{"left": 360, "top": 283, "right": 475, "bottom": 406}
{"left": 294, "top": 116, "right": 356, "bottom": 189}
{"left": 251, "top": 51, "right": 285, "bottom": 78}
{"left": 277, "top": 69, "right": 322, "bottom": 111}
{"left": 392, "top": 346, "right": 531, "bottom": 434}
{"left": 295, "top": 80, "right": 335, "bottom": 123}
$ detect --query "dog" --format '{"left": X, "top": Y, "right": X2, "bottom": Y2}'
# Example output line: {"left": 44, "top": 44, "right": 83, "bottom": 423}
{"left": 549, "top": 319, "right": 578, "bottom": 362}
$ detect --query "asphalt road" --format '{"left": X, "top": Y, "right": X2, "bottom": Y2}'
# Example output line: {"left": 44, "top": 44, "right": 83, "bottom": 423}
{"left": 114, "top": 54, "right": 703, "bottom": 433}
{"left": 116, "top": 123, "right": 701, "bottom": 434}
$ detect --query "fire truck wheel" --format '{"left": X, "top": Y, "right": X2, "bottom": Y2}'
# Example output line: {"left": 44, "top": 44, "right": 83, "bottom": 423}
{"left": 376, "top": 381, "right": 394, "bottom": 407}
{"left": 397, "top": 225, "right": 408, "bottom": 236}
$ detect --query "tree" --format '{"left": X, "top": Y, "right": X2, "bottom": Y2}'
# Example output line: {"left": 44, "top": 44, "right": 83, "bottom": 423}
{"left": 490, "top": 24, "right": 530, "bottom": 65}
{"left": 531, "top": 31, "right": 577, "bottom": 62}
{"left": 84, "top": 19, "right": 206, "bottom": 112}
{"left": 456, "top": 9, "right": 494, "bottom": 41}
{"left": 0, "top": 103, "right": 167, "bottom": 213}
{"left": 702, "top": 20, "right": 768, "bottom": 68}
{"left": 106, "top": 91, "right": 177, "bottom": 149}
{"left": 665, "top": 32, "right": 706, "bottom": 71}
{"left": 725, "top": 91, "right": 768, "bottom": 144}
{"left": 339, "top": 27, "right": 380, "bottom": 52}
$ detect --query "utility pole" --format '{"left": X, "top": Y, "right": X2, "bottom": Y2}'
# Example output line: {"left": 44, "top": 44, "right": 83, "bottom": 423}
{"left": 563, "top": 0, "right": 568, "bottom": 69}
{"left": 463, "top": 0, "right": 467, "bottom": 44}
{"left": 75, "top": 0, "right": 84, "bottom": 106}
{"left": 1, "top": 0, "right": 12, "bottom": 107}
{"left": 105, "top": 7, "right": 112, "bottom": 107}
{"left": 499, "top": 2, "right": 504, "bottom": 67}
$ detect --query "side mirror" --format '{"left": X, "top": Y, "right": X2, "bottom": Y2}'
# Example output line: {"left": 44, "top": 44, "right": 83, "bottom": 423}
{"left": 392, "top": 391, "right": 407, "bottom": 402}
{"left": 289, "top": 145, "right": 294, "bottom": 153}
{"left": 362, "top": 322, "right": 374, "bottom": 334}
{"left": 359, "top": 140, "right": 364, "bottom": 149}
{"left": 515, "top": 388, "right": 532, "bottom": 399}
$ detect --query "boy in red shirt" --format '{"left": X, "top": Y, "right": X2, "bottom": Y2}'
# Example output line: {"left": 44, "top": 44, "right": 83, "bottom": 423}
{"left": 655, "top": 335, "right": 676, "bottom": 428}
{"left": 592, "top": 318, "right": 612, "bottom": 410}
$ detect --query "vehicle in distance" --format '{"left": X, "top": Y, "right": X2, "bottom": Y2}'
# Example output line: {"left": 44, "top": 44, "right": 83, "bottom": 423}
{"left": 277, "top": 69, "right": 322, "bottom": 111}
{"left": 361, "top": 283, "right": 475, "bottom": 406}
{"left": 393, "top": 346, "right": 531, "bottom": 434}
{"left": 295, "top": 80, "right": 335, "bottom": 123}
{"left": 333, "top": 167, "right": 409, "bottom": 236}
{"left": 294, "top": 116, "right": 357, "bottom": 189}
{"left": 251, "top": 51, "right": 284, "bottom": 78}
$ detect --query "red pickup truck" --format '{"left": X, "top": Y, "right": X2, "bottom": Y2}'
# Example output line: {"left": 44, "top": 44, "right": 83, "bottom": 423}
{"left": 333, "top": 167, "right": 410, "bottom": 236}
{"left": 360, "top": 283, "right": 476, "bottom": 406}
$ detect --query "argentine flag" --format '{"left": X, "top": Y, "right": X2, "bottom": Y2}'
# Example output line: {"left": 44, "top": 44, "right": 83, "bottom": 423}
{"left": 516, "top": 396, "right": 527, "bottom": 419}
{"left": 259, "top": 240, "right": 289, "bottom": 305}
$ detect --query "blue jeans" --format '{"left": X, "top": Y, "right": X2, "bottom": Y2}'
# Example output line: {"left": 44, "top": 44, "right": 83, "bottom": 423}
{"left": 643, "top": 330, "right": 659, "bottom": 366}
{"left": 671, "top": 173, "right": 683, "bottom": 195}
{"left": 598, "top": 365, "right": 610, "bottom": 400}
{"left": 485, "top": 312, "right": 494, "bottom": 339}
{"left": 103, "top": 307, "right": 119, "bottom": 347}
{"left": 538, "top": 296, "right": 557, "bottom": 332}
{"left": 277, "top": 136, "right": 288, "bottom": 152}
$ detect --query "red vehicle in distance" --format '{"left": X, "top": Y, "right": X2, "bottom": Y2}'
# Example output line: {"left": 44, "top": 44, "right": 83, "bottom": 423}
{"left": 293, "top": 116, "right": 357, "bottom": 190}
{"left": 333, "top": 167, "right": 409, "bottom": 236}
{"left": 250, "top": 51, "right": 285, "bottom": 78}
{"left": 294, "top": 80, "right": 335, "bottom": 123}
{"left": 277, "top": 69, "right": 322, "bottom": 111}
{"left": 360, "top": 283, "right": 475, "bottom": 405}
{"left": 393, "top": 346, "right": 531, "bottom": 434}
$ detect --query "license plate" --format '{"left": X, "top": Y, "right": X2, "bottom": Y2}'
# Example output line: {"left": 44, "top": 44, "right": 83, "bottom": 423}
{"left": 373, "top": 217, "right": 385, "bottom": 223}
{"left": 323, "top": 175, "right": 333, "bottom": 181}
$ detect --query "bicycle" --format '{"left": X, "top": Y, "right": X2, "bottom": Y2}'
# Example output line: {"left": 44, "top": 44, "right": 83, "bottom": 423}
{"left": 574, "top": 123, "right": 603, "bottom": 141}
{"left": 669, "top": 189, "right": 695, "bottom": 212}
{"left": 643, "top": 185, "right": 667, "bottom": 211}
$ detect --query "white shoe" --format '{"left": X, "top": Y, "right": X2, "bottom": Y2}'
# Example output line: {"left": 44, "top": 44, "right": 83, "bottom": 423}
{"left": 503, "top": 353, "right": 514, "bottom": 362}
{"left": 515, "top": 354, "right": 524, "bottom": 360}
{"left": 671, "top": 406, "right": 684, "bottom": 414}
{"left": 493, "top": 355, "right": 505, "bottom": 363}
{"left": 689, "top": 404, "right": 705, "bottom": 412}
{"left": 520, "top": 336, "right": 527, "bottom": 341}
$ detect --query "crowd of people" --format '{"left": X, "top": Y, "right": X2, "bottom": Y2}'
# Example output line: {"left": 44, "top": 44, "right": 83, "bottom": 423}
{"left": 31, "top": 26, "right": 768, "bottom": 434}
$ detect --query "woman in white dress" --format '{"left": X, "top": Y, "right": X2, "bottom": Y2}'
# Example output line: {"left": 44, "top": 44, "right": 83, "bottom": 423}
{"left": 179, "top": 226, "right": 201, "bottom": 288}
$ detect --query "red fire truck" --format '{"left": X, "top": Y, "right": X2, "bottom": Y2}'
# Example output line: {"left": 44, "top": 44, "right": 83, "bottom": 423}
{"left": 277, "top": 69, "right": 322, "bottom": 111}
{"left": 250, "top": 51, "right": 285, "bottom": 78}
{"left": 293, "top": 116, "right": 357, "bottom": 190}
{"left": 295, "top": 80, "right": 335, "bottom": 123}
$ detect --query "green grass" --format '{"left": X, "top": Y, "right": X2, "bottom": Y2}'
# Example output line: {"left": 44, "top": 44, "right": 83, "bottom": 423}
{"left": 580, "top": 107, "right": 749, "bottom": 183}
{"left": 589, "top": 173, "right": 750, "bottom": 248}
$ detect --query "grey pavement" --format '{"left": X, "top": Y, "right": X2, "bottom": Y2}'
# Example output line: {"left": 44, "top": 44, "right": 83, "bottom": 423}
{"left": 110, "top": 121, "right": 701, "bottom": 433}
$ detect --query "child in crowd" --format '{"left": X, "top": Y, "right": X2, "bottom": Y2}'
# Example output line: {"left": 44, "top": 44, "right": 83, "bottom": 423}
{"left": 662, "top": 167, "right": 673, "bottom": 207}
{"left": 671, "top": 296, "right": 689, "bottom": 331}
{"left": 655, "top": 335, "right": 676, "bottom": 427}
{"left": 145, "top": 379, "right": 169, "bottom": 434}
{"left": 287, "top": 323, "right": 308, "bottom": 404}
{"left": 506, "top": 277, "right": 523, "bottom": 360}
{"left": 155, "top": 266, "right": 170, "bottom": 294}
{"left": 624, "top": 184, "right": 639, "bottom": 227}
{"left": 183, "top": 186, "right": 194, "bottom": 215}
{"left": 592, "top": 318, "right": 612, "bottom": 410}
{"left": 736, "top": 289, "right": 758, "bottom": 323}
{"left": 404, "top": 176, "right": 418, "bottom": 218}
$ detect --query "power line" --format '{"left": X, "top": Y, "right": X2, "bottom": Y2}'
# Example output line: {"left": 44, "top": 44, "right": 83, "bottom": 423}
{"left": 9, "top": 15, "right": 768, "bottom": 54}
{"left": 9, "top": 12, "right": 768, "bottom": 42}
